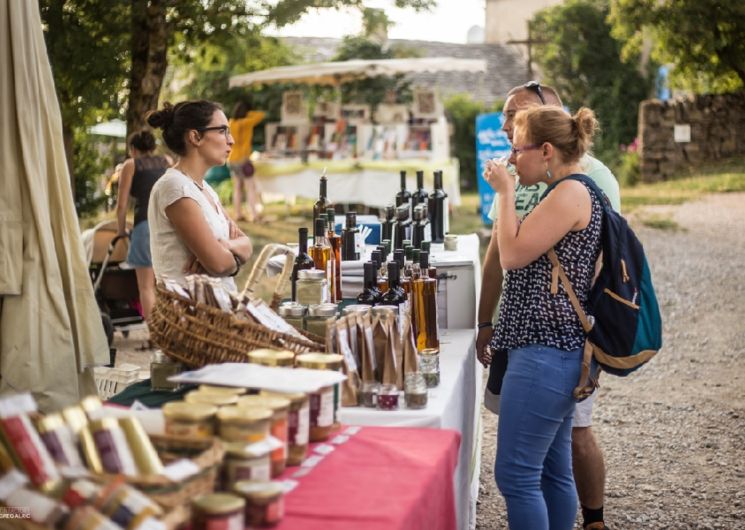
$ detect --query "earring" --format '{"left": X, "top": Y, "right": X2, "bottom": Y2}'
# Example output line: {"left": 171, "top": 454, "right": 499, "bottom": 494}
{"left": 546, "top": 168, "right": 553, "bottom": 180}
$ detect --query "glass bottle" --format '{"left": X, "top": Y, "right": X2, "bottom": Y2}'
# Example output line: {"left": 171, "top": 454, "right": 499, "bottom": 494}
{"left": 412, "top": 169, "right": 428, "bottom": 207}
{"left": 428, "top": 169, "right": 448, "bottom": 243}
{"left": 309, "top": 218, "right": 332, "bottom": 288}
{"left": 356, "top": 262, "right": 382, "bottom": 306}
{"left": 326, "top": 208, "right": 342, "bottom": 302}
{"left": 341, "top": 212, "right": 360, "bottom": 261}
{"left": 412, "top": 204, "right": 426, "bottom": 249}
{"left": 292, "top": 227, "right": 315, "bottom": 302}
{"left": 393, "top": 204, "right": 411, "bottom": 250}
{"left": 393, "top": 249, "right": 411, "bottom": 299}
{"left": 372, "top": 249, "right": 388, "bottom": 293}
{"left": 313, "top": 173, "right": 333, "bottom": 222}
{"left": 395, "top": 170, "right": 412, "bottom": 220}
{"left": 420, "top": 244, "right": 437, "bottom": 280}
{"left": 381, "top": 205, "right": 395, "bottom": 243}
{"left": 380, "top": 261, "right": 406, "bottom": 307}
{"left": 414, "top": 251, "right": 439, "bottom": 352}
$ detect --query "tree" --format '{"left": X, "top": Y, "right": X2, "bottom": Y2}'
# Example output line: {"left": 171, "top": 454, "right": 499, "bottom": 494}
{"left": 530, "top": 0, "right": 655, "bottom": 162}
{"left": 609, "top": 0, "right": 745, "bottom": 93}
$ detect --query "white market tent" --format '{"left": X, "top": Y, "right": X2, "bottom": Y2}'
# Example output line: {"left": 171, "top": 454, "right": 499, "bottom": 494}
{"left": 229, "top": 57, "right": 486, "bottom": 87}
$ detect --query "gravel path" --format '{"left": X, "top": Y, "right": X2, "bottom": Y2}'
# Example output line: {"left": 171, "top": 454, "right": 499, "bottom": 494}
{"left": 476, "top": 192, "right": 745, "bottom": 529}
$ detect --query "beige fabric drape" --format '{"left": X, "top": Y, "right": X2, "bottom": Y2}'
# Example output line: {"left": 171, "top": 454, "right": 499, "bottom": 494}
{"left": 0, "top": 0, "right": 109, "bottom": 411}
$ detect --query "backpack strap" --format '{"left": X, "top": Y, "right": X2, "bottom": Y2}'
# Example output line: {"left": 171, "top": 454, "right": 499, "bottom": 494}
{"left": 547, "top": 248, "right": 599, "bottom": 401}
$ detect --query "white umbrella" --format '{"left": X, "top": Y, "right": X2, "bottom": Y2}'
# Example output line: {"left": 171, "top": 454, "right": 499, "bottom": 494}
{"left": 0, "top": 1, "right": 109, "bottom": 411}
{"left": 229, "top": 56, "right": 486, "bottom": 87}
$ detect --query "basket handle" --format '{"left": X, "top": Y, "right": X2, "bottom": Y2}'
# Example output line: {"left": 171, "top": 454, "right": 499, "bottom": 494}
{"left": 240, "top": 243, "right": 296, "bottom": 310}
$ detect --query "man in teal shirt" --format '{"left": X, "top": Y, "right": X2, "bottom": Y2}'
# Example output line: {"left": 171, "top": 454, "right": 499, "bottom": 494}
{"left": 477, "top": 82, "right": 620, "bottom": 530}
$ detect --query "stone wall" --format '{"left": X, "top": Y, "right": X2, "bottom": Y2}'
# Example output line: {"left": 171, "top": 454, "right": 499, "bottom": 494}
{"left": 639, "top": 92, "right": 745, "bottom": 182}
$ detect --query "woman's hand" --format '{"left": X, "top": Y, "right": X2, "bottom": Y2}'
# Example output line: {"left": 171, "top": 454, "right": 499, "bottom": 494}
{"left": 183, "top": 255, "right": 207, "bottom": 275}
{"left": 476, "top": 328, "right": 494, "bottom": 367}
{"left": 484, "top": 158, "right": 514, "bottom": 195}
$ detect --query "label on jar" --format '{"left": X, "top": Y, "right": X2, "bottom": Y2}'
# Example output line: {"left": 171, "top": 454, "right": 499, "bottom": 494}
{"left": 288, "top": 403, "right": 310, "bottom": 446}
{"left": 309, "top": 389, "right": 333, "bottom": 428}
{"left": 270, "top": 418, "right": 288, "bottom": 460}
{"left": 165, "top": 419, "right": 212, "bottom": 439}
{"left": 204, "top": 512, "right": 243, "bottom": 530}
{"left": 228, "top": 457, "right": 271, "bottom": 483}
{"left": 266, "top": 497, "right": 285, "bottom": 524}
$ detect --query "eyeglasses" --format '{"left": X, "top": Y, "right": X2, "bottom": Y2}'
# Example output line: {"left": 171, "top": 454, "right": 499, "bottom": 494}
{"left": 198, "top": 125, "right": 232, "bottom": 139}
{"left": 524, "top": 81, "right": 546, "bottom": 105}
{"left": 511, "top": 144, "right": 541, "bottom": 156}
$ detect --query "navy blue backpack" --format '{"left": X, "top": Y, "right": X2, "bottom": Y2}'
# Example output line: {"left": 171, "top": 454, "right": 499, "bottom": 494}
{"left": 543, "top": 174, "right": 663, "bottom": 400}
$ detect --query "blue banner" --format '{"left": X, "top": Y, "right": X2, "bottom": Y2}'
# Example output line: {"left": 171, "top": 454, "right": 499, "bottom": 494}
{"left": 475, "top": 112, "right": 511, "bottom": 225}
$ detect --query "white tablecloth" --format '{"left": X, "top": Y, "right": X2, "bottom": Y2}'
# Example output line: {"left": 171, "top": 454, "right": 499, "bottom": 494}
{"left": 339, "top": 328, "right": 483, "bottom": 530}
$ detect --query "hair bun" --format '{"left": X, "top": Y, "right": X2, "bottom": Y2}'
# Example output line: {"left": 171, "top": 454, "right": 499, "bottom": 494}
{"left": 146, "top": 102, "right": 175, "bottom": 130}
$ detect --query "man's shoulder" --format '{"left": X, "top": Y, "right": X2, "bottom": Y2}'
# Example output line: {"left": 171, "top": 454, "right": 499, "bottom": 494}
{"left": 580, "top": 154, "right": 621, "bottom": 212}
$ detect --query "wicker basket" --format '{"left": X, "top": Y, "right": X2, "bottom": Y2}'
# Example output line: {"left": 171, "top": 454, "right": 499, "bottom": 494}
{"left": 149, "top": 243, "right": 324, "bottom": 368}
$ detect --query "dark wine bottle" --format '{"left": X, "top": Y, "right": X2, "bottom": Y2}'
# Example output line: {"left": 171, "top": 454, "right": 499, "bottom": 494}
{"left": 380, "top": 261, "right": 407, "bottom": 307}
{"left": 292, "top": 227, "right": 315, "bottom": 301}
{"left": 357, "top": 262, "right": 382, "bottom": 305}
{"left": 341, "top": 212, "right": 360, "bottom": 261}
{"left": 381, "top": 205, "right": 396, "bottom": 243}
{"left": 312, "top": 173, "right": 333, "bottom": 222}
{"left": 393, "top": 204, "right": 411, "bottom": 250}
{"left": 412, "top": 204, "right": 426, "bottom": 248}
{"left": 395, "top": 170, "right": 412, "bottom": 219}
{"left": 412, "top": 169, "right": 428, "bottom": 207}
{"left": 429, "top": 170, "right": 448, "bottom": 243}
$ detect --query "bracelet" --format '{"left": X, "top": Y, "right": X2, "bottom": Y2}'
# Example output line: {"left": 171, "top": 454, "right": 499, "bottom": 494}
{"left": 229, "top": 253, "right": 242, "bottom": 277}
{"left": 477, "top": 322, "right": 493, "bottom": 330}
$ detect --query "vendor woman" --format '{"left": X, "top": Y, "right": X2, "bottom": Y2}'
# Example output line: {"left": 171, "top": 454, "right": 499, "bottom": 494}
{"left": 147, "top": 100, "right": 252, "bottom": 291}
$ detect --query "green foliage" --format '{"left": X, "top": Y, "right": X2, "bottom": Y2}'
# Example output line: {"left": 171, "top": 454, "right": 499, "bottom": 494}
{"left": 617, "top": 150, "right": 640, "bottom": 187}
{"left": 71, "top": 128, "right": 108, "bottom": 216}
{"left": 444, "top": 94, "right": 503, "bottom": 191}
{"left": 530, "top": 0, "right": 655, "bottom": 165}
{"left": 609, "top": 0, "right": 745, "bottom": 93}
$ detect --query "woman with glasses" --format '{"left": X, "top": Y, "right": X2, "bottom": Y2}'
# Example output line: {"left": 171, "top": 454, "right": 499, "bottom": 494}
{"left": 484, "top": 106, "right": 602, "bottom": 530}
{"left": 147, "top": 100, "right": 252, "bottom": 291}
{"left": 115, "top": 130, "right": 171, "bottom": 321}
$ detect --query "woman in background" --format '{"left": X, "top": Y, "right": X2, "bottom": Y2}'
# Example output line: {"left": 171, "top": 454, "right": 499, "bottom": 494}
{"left": 228, "top": 100, "right": 265, "bottom": 222}
{"left": 147, "top": 100, "right": 252, "bottom": 291}
{"left": 116, "top": 130, "right": 170, "bottom": 320}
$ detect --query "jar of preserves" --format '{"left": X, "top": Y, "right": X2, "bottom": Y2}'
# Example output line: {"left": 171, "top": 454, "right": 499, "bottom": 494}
{"left": 150, "top": 351, "right": 182, "bottom": 392}
{"left": 233, "top": 481, "right": 284, "bottom": 528}
{"left": 296, "top": 269, "right": 328, "bottom": 306}
{"left": 191, "top": 493, "right": 245, "bottom": 530}
{"left": 237, "top": 396, "right": 290, "bottom": 477}
{"left": 419, "top": 348, "right": 440, "bottom": 388}
{"left": 217, "top": 406, "right": 272, "bottom": 443}
{"left": 295, "top": 353, "right": 343, "bottom": 441}
{"left": 162, "top": 401, "right": 217, "bottom": 439}
{"left": 305, "top": 303, "right": 338, "bottom": 338}
{"left": 222, "top": 442, "right": 271, "bottom": 489}
{"left": 260, "top": 390, "right": 309, "bottom": 466}
{"left": 247, "top": 349, "right": 295, "bottom": 367}
{"left": 278, "top": 302, "right": 307, "bottom": 332}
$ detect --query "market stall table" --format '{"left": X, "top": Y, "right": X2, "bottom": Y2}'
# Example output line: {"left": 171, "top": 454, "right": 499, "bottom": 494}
{"left": 276, "top": 425, "right": 461, "bottom": 530}
{"left": 339, "top": 329, "right": 482, "bottom": 530}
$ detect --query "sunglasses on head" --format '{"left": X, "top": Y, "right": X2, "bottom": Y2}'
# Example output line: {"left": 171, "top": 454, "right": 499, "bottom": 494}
{"left": 524, "top": 81, "right": 546, "bottom": 105}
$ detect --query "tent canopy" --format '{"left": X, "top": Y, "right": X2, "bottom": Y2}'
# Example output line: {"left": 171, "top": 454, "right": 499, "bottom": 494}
{"left": 88, "top": 119, "right": 127, "bottom": 138}
{"left": 229, "top": 57, "right": 486, "bottom": 88}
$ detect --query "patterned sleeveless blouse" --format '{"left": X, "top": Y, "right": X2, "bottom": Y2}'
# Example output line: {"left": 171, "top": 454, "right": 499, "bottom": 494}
{"left": 490, "top": 179, "right": 603, "bottom": 353}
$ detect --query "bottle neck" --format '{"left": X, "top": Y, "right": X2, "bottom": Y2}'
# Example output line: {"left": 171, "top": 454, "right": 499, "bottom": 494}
{"left": 298, "top": 230, "right": 308, "bottom": 254}
{"left": 319, "top": 177, "right": 327, "bottom": 200}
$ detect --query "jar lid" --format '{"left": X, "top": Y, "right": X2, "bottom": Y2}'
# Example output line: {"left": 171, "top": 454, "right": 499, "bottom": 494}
{"left": 298, "top": 269, "right": 326, "bottom": 280}
{"left": 278, "top": 302, "right": 306, "bottom": 317}
{"left": 308, "top": 303, "right": 338, "bottom": 317}
{"left": 295, "top": 353, "right": 344, "bottom": 370}
{"left": 198, "top": 385, "right": 247, "bottom": 396}
{"left": 185, "top": 391, "right": 239, "bottom": 407}
{"left": 248, "top": 349, "right": 295, "bottom": 367}
{"left": 162, "top": 401, "right": 217, "bottom": 421}
{"left": 419, "top": 348, "right": 440, "bottom": 356}
{"left": 233, "top": 480, "right": 284, "bottom": 500}
{"left": 259, "top": 389, "right": 308, "bottom": 405}
{"left": 192, "top": 493, "right": 245, "bottom": 515}
{"left": 237, "top": 395, "right": 291, "bottom": 412}
{"left": 342, "top": 304, "right": 371, "bottom": 315}
{"left": 217, "top": 406, "right": 273, "bottom": 424}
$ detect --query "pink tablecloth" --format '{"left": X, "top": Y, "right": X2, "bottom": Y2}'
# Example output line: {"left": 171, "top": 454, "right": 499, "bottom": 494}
{"left": 276, "top": 426, "right": 461, "bottom": 530}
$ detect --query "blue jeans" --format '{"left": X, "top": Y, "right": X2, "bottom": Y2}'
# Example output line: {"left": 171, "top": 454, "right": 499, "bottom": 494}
{"left": 495, "top": 344, "right": 582, "bottom": 530}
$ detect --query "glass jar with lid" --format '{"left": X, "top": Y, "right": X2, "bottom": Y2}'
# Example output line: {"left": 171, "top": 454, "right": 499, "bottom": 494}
{"left": 260, "top": 390, "right": 309, "bottom": 466}
{"left": 342, "top": 304, "right": 372, "bottom": 316}
{"left": 150, "top": 350, "right": 182, "bottom": 392}
{"left": 217, "top": 406, "right": 272, "bottom": 443}
{"left": 247, "top": 349, "right": 295, "bottom": 368}
{"left": 185, "top": 390, "right": 239, "bottom": 408}
{"left": 162, "top": 401, "right": 217, "bottom": 439}
{"left": 191, "top": 493, "right": 245, "bottom": 530}
{"left": 233, "top": 480, "right": 284, "bottom": 528}
{"left": 305, "top": 303, "right": 338, "bottom": 339}
{"left": 222, "top": 442, "right": 271, "bottom": 488}
{"left": 237, "top": 395, "right": 291, "bottom": 477}
{"left": 419, "top": 348, "right": 440, "bottom": 388}
{"left": 295, "top": 353, "right": 343, "bottom": 441}
{"left": 278, "top": 302, "right": 306, "bottom": 332}
{"left": 296, "top": 269, "right": 328, "bottom": 306}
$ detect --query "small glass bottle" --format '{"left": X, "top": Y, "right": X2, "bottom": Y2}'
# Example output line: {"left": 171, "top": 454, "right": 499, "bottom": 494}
{"left": 357, "top": 262, "right": 383, "bottom": 306}
{"left": 312, "top": 173, "right": 333, "bottom": 222}
{"left": 380, "top": 261, "right": 406, "bottom": 307}
{"left": 341, "top": 212, "right": 360, "bottom": 261}
{"left": 326, "top": 208, "right": 342, "bottom": 301}
{"left": 291, "top": 227, "right": 315, "bottom": 302}
{"left": 420, "top": 244, "right": 437, "bottom": 280}
{"left": 414, "top": 251, "right": 439, "bottom": 352}
{"left": 309, "top": 217, "right": 332, "bottom": 289}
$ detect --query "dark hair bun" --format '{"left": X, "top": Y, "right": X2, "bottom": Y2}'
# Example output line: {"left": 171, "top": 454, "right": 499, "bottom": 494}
{"left": 146, "top": 102, "right": 175, "bottom": 130}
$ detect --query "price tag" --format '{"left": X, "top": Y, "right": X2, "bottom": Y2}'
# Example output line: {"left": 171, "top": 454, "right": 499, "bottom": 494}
{"left": 343, "top": 426, "right": 362, "bottom": 436}
{"left": 277, "top": 479, "right": 299, "bottom": 493}
{"left": 300, "top": 454, "right": 324, "bottom": 468}
{"left": 313, "top": 443, "right": 335, "bottom": 455}
{"left": 330, "top": 434, "right": 350, "bottom": 445}
{"left": 0, "top": 470, "right": 28, "bottom": 500}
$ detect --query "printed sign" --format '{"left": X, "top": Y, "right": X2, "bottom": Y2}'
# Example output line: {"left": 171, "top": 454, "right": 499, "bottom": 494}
{"left": 475, "top": 112, "right": 511, "bottom": 225}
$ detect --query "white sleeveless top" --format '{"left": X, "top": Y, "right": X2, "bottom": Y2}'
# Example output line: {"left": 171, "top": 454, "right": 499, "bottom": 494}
{"left": 148, "top": 168, "right": 236, "bottom": 291}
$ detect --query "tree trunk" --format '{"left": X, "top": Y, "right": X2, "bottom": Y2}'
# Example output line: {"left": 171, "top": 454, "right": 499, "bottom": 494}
{"left": 127, "top": 0, "right": 169, "bottom": 137}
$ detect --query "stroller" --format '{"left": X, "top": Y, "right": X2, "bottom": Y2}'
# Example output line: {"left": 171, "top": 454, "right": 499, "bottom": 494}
{"left": 82, "top": 220, "right": 145, "bottom": 347}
